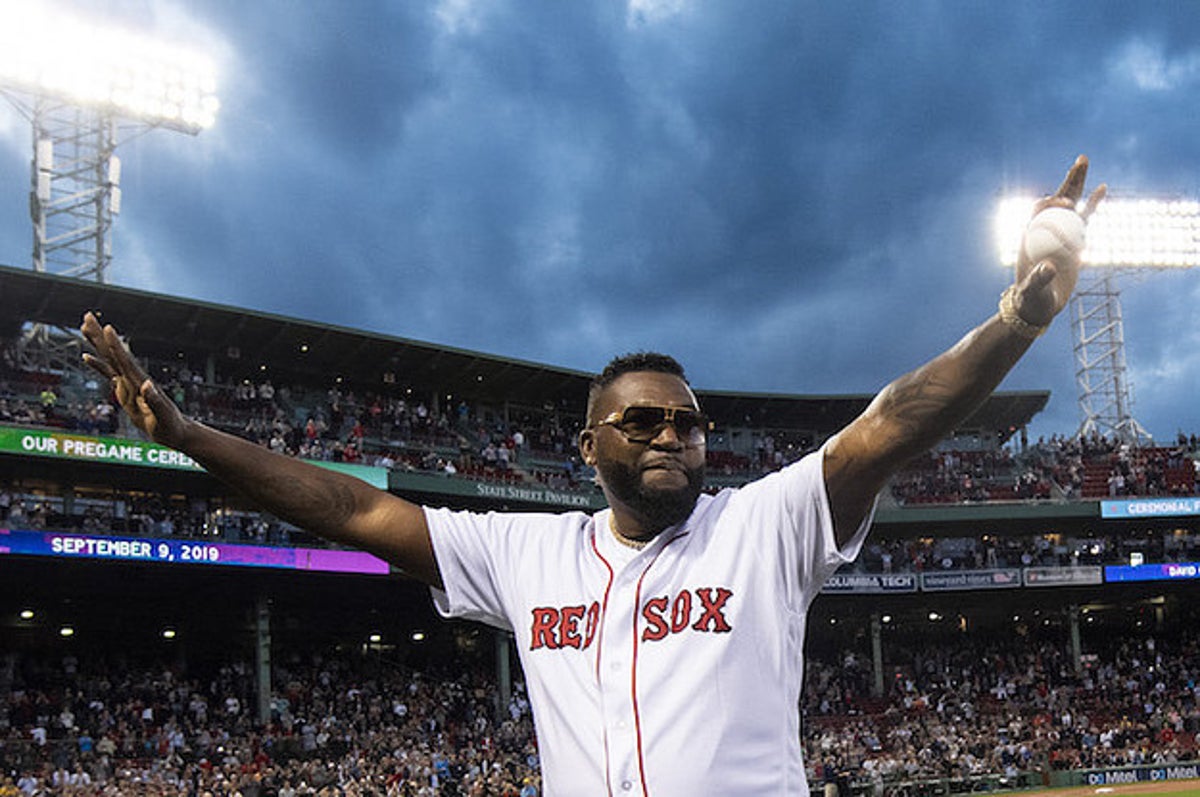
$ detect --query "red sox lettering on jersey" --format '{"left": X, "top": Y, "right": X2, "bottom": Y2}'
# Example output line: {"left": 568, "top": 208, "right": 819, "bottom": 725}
{"left": 529, "top": 587, "right": 734, "bottom": 650}
{"left": 427, "top": 450, "right": 870, "bottom": 796}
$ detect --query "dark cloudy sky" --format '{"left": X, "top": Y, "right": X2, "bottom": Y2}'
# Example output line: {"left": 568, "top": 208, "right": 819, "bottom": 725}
{"left": 3, "top": 1, "right": 1199, "bottom": 442}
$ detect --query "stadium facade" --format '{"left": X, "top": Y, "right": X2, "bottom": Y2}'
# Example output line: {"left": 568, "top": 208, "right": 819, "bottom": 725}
{"left": 2, "top": 264, "right": 1199, "bottom": 793}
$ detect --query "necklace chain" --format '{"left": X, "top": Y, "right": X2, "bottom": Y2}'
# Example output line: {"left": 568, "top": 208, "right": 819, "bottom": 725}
{"left": 609, "top": 513, "right": 650, "bottom": 550}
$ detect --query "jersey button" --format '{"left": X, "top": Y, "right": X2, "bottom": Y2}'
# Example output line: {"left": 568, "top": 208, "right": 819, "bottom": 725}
{"left": 621, "top": 780, "right": 633, "bottom": 791}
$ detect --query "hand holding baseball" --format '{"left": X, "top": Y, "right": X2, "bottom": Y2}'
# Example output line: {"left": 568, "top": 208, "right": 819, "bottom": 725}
{"left": 1012, "top": 155, "right": 1106, "bottom": 327}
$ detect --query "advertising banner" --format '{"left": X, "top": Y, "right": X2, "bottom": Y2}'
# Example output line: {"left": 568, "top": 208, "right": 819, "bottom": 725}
{"left": 1023, "top": 566, "right": 1103, "bottom": 587}
{"left": 0, "top": 527, "right": 390, "bottom": 575}
{"left": 920, "top": 569, "right": 1021, "bottom": 591}
{"left": 1082, "top": 763, "right": 1200, "bottom": 786}
{"left": 822, "top": 573, "right": 918, "bottom": 594}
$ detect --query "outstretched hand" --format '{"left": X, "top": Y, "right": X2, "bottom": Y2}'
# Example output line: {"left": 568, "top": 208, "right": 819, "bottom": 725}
{"left": 80, "top": 311, "right": 189, "bottom": 447}
{"left": 1013, "top": 155, "right": 1107, "bottom": 327}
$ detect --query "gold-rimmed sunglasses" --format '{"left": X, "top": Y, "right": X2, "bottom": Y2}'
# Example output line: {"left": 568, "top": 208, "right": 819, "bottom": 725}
{"left": 592, "top": 405, "right": 711, "bottom": 445}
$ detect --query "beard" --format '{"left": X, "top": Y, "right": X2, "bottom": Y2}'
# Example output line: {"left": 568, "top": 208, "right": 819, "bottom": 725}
{"left": 597, "top": 458, "right": 705, "bottom": 535}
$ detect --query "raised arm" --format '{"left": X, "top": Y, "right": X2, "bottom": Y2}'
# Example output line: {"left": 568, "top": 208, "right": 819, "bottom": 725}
{"left": 823, "top": 155, "right": 1106, "bottom": 546}
{"left": 80, "top": 312, "right": 442, "bottom": 587}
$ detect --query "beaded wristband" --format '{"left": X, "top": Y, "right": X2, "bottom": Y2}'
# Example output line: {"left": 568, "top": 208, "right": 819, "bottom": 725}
{"left": 998, "top": 285, "right": 1048, "bottom": 340}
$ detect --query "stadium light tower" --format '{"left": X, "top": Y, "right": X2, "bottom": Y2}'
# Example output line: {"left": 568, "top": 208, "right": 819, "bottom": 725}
{"left": 996, "top": 196, "right": 1200, "bottom": 444}
{"left": 0, "top": 4, "right": 219, "bottom": 283}
{"left": 0, "top": 5, "right": 218, "bottom": 374}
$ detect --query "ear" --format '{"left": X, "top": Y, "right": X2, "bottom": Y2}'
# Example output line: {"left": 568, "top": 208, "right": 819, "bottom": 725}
{"left": 578, "top": 428, "right": 597, "bottom": 466}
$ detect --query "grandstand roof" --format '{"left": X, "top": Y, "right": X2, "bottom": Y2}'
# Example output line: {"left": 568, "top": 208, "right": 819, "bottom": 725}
{"left": 0, "top": 264, "right": 1048, "bottom": 436}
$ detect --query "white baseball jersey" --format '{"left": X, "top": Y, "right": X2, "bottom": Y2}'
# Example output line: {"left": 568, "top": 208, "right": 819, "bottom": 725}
{"left": 426, "top": 447, "right": 872, "bottom": 796}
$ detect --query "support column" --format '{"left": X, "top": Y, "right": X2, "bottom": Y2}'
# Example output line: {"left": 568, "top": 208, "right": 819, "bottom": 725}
{"left": 1068, "top": 604, "right": 1082, "bottom": 674}
{"left": 63, "top": 484, "right": 76, "bottom": 519}
{"left": 495, "top": 630, "right": 512, "bottom": 723}
{"left": 870, "top": 613, "right": 884, "bottom": 698}
{"left": 255, "top": 595, "right": 272, "bottom": 726}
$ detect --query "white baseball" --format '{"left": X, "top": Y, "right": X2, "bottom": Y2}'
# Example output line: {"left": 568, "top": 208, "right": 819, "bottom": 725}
{"left": 1022, "top": 206, "right": 1086, "bottom": 267}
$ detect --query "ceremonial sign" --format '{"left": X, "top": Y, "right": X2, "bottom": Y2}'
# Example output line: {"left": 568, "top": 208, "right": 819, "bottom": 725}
{"left": 1100, "top": 497, "right": 1200, "bottom": 519}
{"left": 1, "top": 426, "right": 202, "bottom": 470}
{"left": 0, "top": 426, "right": 388, "bottom": 489}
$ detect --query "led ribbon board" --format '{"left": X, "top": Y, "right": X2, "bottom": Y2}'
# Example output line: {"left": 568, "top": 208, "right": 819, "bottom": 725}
{"left": 0, "top": 528, "right": 390, "bottom": 575}
{"left": 1104, "top": 562, "right": 1200, "bottom": 583}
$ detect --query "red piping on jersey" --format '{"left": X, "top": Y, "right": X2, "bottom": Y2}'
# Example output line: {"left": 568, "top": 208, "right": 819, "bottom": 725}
{"left": 589, "top": 521, "right": 617, "bottom": 796}
{"left": 630, "top": 529, "right": 687, "bottom": 797}
{"left": 589, "top": 526, "right": 616, "bottom": 683}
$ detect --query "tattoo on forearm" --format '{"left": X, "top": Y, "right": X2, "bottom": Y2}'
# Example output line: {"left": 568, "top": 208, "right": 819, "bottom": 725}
{"left": 223, "top": 466, "right": 359, "bottom": 538}
{"left": 878, "top": 367, "right": 990, "bottom": 453}
{"left": 883, "top": 373, "right": 955, "bottom": 434}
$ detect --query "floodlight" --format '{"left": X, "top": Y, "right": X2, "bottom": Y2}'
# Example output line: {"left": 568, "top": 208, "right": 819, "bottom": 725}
{"left": 60, "top": 626, "right": 75, "bottom": 637}
{"left": 1, "top": 2, "right": 219, "bottom": 366}
{"left": 19, "top": 609, "right": 35, "bottom": 620}
{"left": 994, "top": 193, "right": 1200, "bottom": 444}
{"left": 0, "top": 5, "right": 219, "bottom": 134}
{"left": 995, "top": 197, "right": 1200, "bottom": 268}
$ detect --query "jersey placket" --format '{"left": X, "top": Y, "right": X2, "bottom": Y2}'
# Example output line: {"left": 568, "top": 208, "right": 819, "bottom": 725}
{"left": 595, "top": 532, "right": 687, "bottom": 797}
{"left": 596, "top": 552, "right": 644, "bottom": 795}
{"left": 592, "top": 534, "right": 669, "bottom": 796}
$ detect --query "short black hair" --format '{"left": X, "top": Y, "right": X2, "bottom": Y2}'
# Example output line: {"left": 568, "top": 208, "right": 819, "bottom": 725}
{"left": 587, "top": 352, "right": 689, "bottom": 419}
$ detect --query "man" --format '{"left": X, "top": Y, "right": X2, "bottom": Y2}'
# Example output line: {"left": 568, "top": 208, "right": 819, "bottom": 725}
{"left": 82, "top": 157, "right": 1104, "bottom": 796}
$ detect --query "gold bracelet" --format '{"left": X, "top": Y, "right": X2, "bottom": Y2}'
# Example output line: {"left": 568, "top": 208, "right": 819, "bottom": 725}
{"left": 998, "top": 285, "right": 1048, "bottom": 340}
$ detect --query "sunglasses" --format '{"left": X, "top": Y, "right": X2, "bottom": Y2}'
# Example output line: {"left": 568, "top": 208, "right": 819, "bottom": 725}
{"left": 593, "top": 405, "right": 711, "bottom": 445}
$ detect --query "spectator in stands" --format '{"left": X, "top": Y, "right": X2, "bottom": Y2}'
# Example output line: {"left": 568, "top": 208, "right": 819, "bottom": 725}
{"left": 38, "top": 387, "right": 56, "bottom": 413}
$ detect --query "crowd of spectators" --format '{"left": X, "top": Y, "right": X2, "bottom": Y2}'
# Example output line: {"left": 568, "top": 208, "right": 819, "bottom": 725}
{"left": 889, "top": 449, "right": 1036, "bottom": 505}
{"left": 803, "top": 624, "right": 1200, "bottom": 791}
{"left": 0, "top": 652, "right": 540, "bottom": 797}
{"left": 1026, "top": 434, "right": 1200, "bottom": 500}
{"left": 3, "top": 616, "right": 1199, "bottom": 795}
{"left": 0, "top": 488, "right": 306, "bottom": 548}
{"left": 892, "top": 434, "right": 1199, "bottom": 506}
{"left": 5, "top": 355, "right": 1198, "bottom": 507}
{"left": 0, "top": 366, "right": 590, "bottom": 497}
